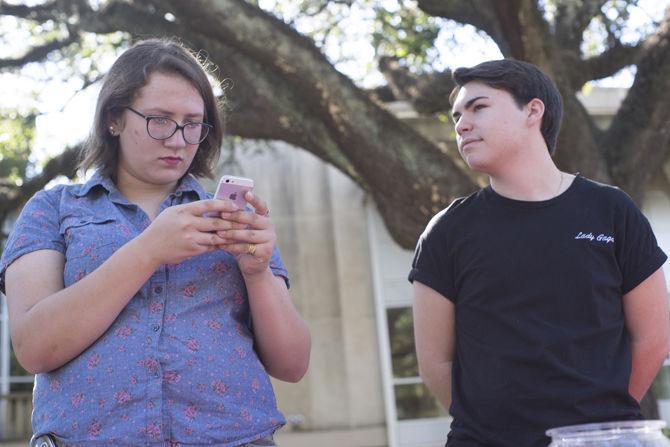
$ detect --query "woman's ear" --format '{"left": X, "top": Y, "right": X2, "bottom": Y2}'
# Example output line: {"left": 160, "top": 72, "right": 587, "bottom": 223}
{"left": 526, "top": 98, "right": 545, "bottom": 127}
{"left": 107, "top": 114, "right": 123, "bottom": 137}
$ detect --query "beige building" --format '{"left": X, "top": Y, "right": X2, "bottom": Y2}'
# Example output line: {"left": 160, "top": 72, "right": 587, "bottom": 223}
{"left": 2, "top": 88, "right": 670, "bottom": 446}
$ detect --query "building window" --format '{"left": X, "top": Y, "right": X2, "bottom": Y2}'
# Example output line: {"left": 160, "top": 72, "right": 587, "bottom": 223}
{"left": 387, "top": 307, "right": 446, "bottom": 420}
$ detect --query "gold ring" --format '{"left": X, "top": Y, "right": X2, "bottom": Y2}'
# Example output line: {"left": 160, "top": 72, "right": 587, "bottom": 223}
{"left": 247, "top": 243, "right": 257, "bottom": 255}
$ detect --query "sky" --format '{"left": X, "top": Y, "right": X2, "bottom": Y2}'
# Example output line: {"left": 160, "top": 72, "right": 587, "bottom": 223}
{"left": 1, "top": 0, "right": 668, "bottom": 168}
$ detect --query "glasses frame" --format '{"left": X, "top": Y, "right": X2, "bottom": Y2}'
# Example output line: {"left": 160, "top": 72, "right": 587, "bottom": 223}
{"left": 125, "top": 106, "right": 213, "bottom": 145}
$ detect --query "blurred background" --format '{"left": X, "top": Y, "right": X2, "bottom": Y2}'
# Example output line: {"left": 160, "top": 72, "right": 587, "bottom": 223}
{"left": 1, "top": 1, "right": 670, "bottom": 446}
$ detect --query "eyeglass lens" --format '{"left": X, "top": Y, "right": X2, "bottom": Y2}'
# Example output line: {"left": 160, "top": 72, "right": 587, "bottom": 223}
{"left": 147, "top": 117, "right": 209, "bottom": 144}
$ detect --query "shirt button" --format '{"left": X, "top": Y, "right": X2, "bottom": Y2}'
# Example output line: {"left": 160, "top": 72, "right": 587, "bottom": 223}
{"left": 152, "top": 324, "right": 160, "bottom": 332}
{"left": 154, "top": 286, "right": 163, "bottom": 294}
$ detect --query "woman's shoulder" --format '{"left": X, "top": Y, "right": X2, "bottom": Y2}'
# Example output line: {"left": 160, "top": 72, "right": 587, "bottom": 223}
{"left": 21, "top": 178, "right": 109, "bottom": 222}
{"left": 30, "top": 181, "right": 88, "bottom": 204}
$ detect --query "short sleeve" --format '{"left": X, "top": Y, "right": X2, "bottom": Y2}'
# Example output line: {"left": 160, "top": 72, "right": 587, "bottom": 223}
{"left": 408, "top": 209, "right": 457, "bottom": 302}
{"left": 0, "top": 189, "right": 64, "bottom": 294}
{"left": 616, "top": 193, "right": 667, "bottom": 294}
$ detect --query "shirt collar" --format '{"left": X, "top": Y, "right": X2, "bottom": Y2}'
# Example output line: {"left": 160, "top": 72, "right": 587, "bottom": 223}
{"left": 175, "top": 174, "right": 208, "bottom": 200}
{"left": 73, "top": 171, "right": 116, "bottom": 197}
{"left": 73, "top": 171, "right": 207, "bottom": 201}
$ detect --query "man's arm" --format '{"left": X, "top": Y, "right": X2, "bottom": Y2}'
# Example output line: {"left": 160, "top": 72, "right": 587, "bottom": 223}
{"left": 413, "top": 281, "right": 456, "bottom": 410}
{"left": 623, "top": 267, "right": 670, "bottom": 402}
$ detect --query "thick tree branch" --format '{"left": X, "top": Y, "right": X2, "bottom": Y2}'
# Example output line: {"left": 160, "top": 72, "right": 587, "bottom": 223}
{"left": 554, "top": 0, "right": 609, "bottom": 52}
{"left": 568, "top": 42, "right": 642, "bottom": 89}
{"left": 378, "top": 56, "right": 454, "bottom": 114}
{"left": 0, "top": 0, "right": 88, "bottom": 22}
{"left": 420, "top": 0, "right": 559, "bottom": 63}
{"left": 417, "top": 0, "right": 515, "bottom": 57}
{"left": 0, "top": 31, "right": 80, "bottom": 69}
{"left": 602, "top": 8, "right": 670, "bottom": 203}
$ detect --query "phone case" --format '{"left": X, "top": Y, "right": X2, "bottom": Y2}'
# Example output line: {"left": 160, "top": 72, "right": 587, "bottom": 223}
{"left": 214, "top": 175, "right": 254, "bottom": 208}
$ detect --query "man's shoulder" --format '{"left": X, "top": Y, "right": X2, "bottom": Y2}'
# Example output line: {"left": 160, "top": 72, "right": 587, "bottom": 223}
{"left": 423, "top": 189, "right": 483, "bottom": 234}
{"left": 573, "top": 175, "right": 636, "bottom": 208}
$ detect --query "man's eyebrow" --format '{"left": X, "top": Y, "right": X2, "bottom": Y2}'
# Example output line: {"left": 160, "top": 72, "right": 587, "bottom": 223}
{"left": 451, "top": 95, "right": 489, "bottom": 120}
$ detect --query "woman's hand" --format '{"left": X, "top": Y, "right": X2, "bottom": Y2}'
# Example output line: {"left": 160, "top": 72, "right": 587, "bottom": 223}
{"left": 139, "top": 199, "right": 232, "bottom": 266}
{"left": 216, "top": 191, "right": 275, "bottom": 276}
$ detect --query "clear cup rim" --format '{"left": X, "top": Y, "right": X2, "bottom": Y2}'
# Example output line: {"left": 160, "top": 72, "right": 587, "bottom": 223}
{"left": 546, "top": 420, "right": 667, "bottom": 437}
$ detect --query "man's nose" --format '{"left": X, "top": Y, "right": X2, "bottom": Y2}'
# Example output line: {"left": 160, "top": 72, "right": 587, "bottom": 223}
{"left": 455, "top": 117, "right": 472, "bottom": 135}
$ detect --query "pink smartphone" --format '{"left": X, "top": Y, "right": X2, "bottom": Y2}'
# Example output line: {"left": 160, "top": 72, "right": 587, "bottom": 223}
{"left": 214, "top": 175, "right": 254, "bottom": 208}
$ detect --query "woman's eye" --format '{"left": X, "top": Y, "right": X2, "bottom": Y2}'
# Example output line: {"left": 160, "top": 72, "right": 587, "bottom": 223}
{"left": 153, "top": 117, "right": 170, "bottom": 126}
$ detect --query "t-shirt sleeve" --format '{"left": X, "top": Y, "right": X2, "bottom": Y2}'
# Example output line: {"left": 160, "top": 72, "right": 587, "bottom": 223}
{"left": 0, "top": 190, "right": 64, "bottom": 294}
{"left": 408, "top": 210, "right": 457, "bottom": 302}
{"left": 616, "top": 193, "right": 667, "bottom": 294}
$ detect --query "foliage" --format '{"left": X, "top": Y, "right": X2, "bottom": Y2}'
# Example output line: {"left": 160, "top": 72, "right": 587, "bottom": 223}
{"left": 0, "top": 110, "right": 35, "bottom": 184}
{"left": 370, "top": 0, "right": 440, "bottom": 69}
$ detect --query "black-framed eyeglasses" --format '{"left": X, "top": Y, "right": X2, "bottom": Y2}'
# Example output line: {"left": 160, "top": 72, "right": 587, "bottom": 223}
{"left": 125, "top": 106, "right": 212, "bottom": 145}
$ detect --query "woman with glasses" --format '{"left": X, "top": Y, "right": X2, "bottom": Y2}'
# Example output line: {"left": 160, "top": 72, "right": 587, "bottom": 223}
{"left": 0, "top": 39, "right": 310, "bottom": 447}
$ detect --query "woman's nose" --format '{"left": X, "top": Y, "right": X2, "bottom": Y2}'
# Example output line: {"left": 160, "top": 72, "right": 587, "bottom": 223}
{"left": 164, "top": 128, "right": 188, "bottom": 147}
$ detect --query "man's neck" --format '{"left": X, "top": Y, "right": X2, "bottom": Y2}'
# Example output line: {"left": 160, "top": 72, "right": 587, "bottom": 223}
{"left": 488, "top": 156, "right": 571, "bottom": 202}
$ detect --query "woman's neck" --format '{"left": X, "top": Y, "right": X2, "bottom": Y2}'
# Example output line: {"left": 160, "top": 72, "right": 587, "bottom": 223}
{"left": 115, "top": 172, "right": 178, "bottom": 220}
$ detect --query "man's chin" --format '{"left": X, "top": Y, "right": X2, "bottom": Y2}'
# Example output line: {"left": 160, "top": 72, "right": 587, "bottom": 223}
{"left": 462, "top": 156, "right": 491, "bottom": 174}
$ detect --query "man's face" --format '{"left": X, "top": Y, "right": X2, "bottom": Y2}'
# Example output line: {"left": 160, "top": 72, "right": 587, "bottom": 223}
{"left": 451, "top": 82, "right": 529, "bottom": 174}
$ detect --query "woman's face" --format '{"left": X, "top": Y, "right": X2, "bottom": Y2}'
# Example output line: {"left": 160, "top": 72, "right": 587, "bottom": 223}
{"left": 111, "top": 72, "right": 205, "bottom": 191}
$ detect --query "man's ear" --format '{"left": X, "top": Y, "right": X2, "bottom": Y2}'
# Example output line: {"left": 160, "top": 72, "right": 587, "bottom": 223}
{"left": 526, "top": 98, "right": 545, "bottom": 127}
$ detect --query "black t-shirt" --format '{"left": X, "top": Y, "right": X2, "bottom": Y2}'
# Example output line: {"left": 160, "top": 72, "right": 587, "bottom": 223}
{"left": 409, "top": 175, "right": 667, "bottom": 447}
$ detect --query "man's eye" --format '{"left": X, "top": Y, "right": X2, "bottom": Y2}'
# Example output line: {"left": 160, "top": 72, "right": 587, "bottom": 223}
{"left": 473, "top": 104, "right": 486, "bottom": 111}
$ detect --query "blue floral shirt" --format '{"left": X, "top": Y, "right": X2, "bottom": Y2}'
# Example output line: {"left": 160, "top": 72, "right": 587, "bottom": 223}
{"left": 0, "top": 172, "right": 288, "bottom": 446}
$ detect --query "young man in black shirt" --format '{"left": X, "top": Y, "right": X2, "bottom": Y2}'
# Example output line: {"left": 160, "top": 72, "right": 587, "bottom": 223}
{"left": 409, "top": 59, "right": 670, "bottom": 446}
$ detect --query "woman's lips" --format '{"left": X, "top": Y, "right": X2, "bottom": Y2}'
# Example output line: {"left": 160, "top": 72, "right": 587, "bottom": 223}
{"left": 160, "top": 156, "right": 183, "bottom": 167}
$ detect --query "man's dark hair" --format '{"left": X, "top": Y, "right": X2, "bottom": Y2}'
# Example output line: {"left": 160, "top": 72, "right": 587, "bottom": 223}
{"left": 449, "top": 59, "right": 563, "bottom": 155}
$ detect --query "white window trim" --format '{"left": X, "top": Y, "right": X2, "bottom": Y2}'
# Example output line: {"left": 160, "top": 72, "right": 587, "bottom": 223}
{"left": 366, "top": 204, "right": 400, "bottom": 447}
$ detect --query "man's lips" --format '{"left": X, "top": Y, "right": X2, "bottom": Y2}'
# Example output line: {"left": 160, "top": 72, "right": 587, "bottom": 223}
{"left": 459, "top": 137, "right": 482, "bottom": 150}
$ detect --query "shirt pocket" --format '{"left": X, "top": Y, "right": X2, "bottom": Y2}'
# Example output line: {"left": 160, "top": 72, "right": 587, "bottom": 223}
{"left": 61, "top": 215, "right": 121, "bottom": 285}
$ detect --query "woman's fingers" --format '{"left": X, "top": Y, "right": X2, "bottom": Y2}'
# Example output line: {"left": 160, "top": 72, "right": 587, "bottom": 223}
{"left": 186, "top": 198, "right": 238, "bottom": 215}
{"left": 195, "top": 215, "right": 242, "bottom": 232}
{"left": 219, "top": 209, "right": 270, "bottom": 230}
{"left": 218, "top": 241, "right": 271, "bottom": 258}
{"left": 245, "top": 191, "right": 270, "bottom": 217}
{"left": 216, "top": 227, "right": 274, "bottom": 245}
